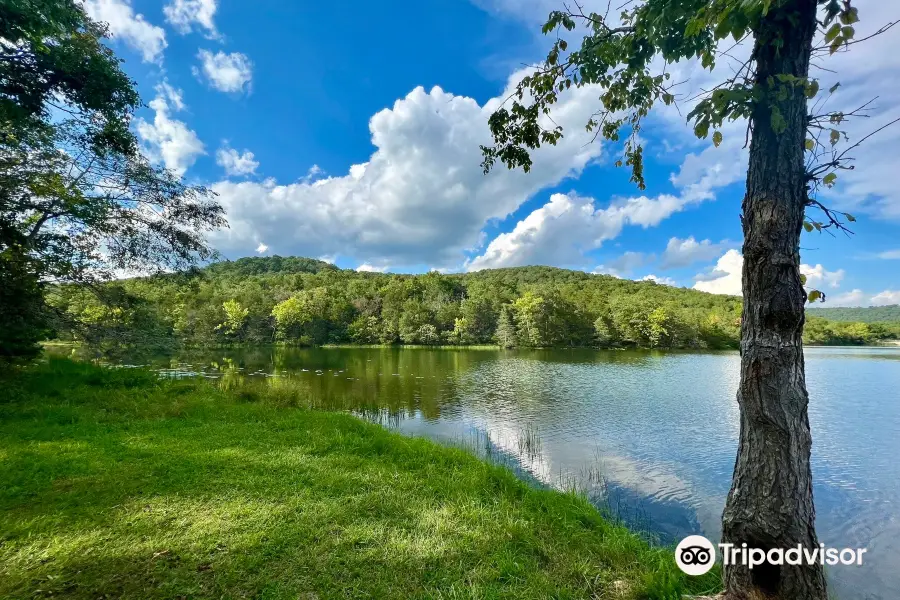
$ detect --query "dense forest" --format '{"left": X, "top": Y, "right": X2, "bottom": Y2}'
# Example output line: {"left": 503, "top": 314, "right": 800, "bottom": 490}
{"left": 807, "top": 305, "right": 900, "bottom": 323}
{"left": 47, "top": 256, "right": 900, "bottom": 351}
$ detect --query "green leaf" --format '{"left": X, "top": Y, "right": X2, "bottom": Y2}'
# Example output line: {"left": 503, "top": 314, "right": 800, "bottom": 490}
{"left": 770, "top": 107, "right": 787, "bottom": 134}
{"left": 844, "top": 212, "right": 856, "bottom": 222}
{"left": 805, "top": 80, "right": 820, "bottom": 99}
{"left": 824, "top": 23, "right": 842, "bottom": 42}
{"left": 823, "top": 172, "right": 837, "bottom": 187}
{"left": 800, "top": 273, "right": 807, "bottom": 286}
{"left": 840, "top": 7, "right": 860, "bottom": 25}
{"left": 805, "top": 138, "right": 815, "bottom": 151}
{"left": 829, "top": 82, "right": 841, "bottom": 94}
{"left": 803, "top": 221, "right": 814, "bottom": 233}
{"left": 808, "top": 289, "right": 824, "bottom": 303}
{"left": 830, "top": 37, "right": 844, "bottom": 54}
{"left": 830, "top": 129, "right": 840, "bottom": 146}
{"left": 694, "top": 120, "right": 710, "bottom": 139}
{"left": 712, "top": 131, "right": 723, "bottom": 147}
{"left": 841, "top": 26, "right": 855, "bottom": 39}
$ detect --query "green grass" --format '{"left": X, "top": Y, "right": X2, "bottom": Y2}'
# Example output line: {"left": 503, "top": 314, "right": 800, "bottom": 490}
{"left": 0, "top": 358, "right": 720, "bottom": 599}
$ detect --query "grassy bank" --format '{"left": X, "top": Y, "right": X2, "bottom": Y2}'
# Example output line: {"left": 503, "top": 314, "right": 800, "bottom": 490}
{"left": 0, "top": 359, "right": 719, "bottom": 599}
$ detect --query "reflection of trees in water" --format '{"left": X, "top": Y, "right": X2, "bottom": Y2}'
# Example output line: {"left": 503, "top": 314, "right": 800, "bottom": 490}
{"left": 179, "top": 347, "right": 500, "bottom": 420}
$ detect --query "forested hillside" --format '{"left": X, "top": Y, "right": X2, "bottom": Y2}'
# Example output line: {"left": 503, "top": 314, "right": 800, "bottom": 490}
{"left": 807, "top": 305, "right": 900, "bottom": 323}
{"left": 48, "top": 257, "right": 900, "bottom": 350}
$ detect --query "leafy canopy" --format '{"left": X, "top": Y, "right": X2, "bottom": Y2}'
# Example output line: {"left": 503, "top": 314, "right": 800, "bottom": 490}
{"left": 480, "top": 0, "right": 875, "bottom": 304}
{"left": 0, "top": 0, "right": 139, "bottom": 153}
{"left": 481, "top": 1, "right": 860, "bottom": 190}
{"left": 0, "top": 0, "right": 226, "bottom": 358}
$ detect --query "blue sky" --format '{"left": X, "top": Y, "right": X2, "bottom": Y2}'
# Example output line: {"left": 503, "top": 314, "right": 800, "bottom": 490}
{"left": 84, "top": 0, "right": 900, "bottom": 306}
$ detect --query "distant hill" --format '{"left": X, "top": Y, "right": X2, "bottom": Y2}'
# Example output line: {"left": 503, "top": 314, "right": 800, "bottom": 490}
{"left": 50, "top": 256, "right": 899, "bottom": 349}
{"left": 807, "top": 305, "right": 900, "bottom": 323}
{"left": 203, "top": 256, "right": 339, "bottom": 277}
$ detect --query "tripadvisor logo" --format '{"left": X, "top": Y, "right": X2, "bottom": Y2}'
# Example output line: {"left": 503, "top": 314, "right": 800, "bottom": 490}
{"left": 674, "top": 535, "right": 868, "bottom": 576}
{"left": 675, "top": 535, "right": 716, "bottom": 576}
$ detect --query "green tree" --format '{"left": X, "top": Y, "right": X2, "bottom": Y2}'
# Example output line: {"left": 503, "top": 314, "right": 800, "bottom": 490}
{"left": 593, "top": 313, "right": 618, "bottom": 347}
{"left": 477, "top": 2, "right": 889, "bottom": 596}
{"left": 494, "top": 305, "right": 518, "bottom": 348}
{"left": 1, "top": 0, "right": 225, "bottom": 358}
{"left": 399, "top": 298, "right": 434, "bottom": 344}
{"left": 459, "top": 295, "right": 498, "bottom": 343}
{"left": 348, "top": 315, "right": 380, "bottom": 344}
{"left": 217, "top": 299, "right": 250, "bottom": 339}
{"left": 512, "top": 292, "right": 549, "bottom": 347}
{"left": 447, "top": 317, "right": 472, "bottom": 345}
{"left": 0, "top": 248, "right": 48, "bottom": 359}
{"left": 271, "top": 288, "right": 335, "bottom": 344}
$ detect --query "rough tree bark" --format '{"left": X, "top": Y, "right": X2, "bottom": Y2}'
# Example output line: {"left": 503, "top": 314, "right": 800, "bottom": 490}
{"left": 721, "top": 1, "right": 828, "bottom": 599}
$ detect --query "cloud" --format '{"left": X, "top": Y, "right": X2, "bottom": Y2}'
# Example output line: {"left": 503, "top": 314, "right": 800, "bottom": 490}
{"left": 465, "top": 131, "right": 745, "bottom": 271}
{"left": 194, "top": 50, "right": 253, "bottom": 93}
{"left": 163, "top": 0, "right": 219, "bottom": 38}
{"left": 693, "top": 250, "right": 743, "bottom": 296}
{"left": 301, "top": 165, "right": 324, "bottom": 184}
{"left": 823, "top": 289, "right": 900, "bottom": 307}
{"left": 135, "top": 82, "right": 205, "bottom": 176}
{"left": 871, "top": 290, "right": 900, "bottom": 306}
{"left": 255, "top": 243, "right": 268, "bottom": 253}
{"left": 592, "top": 265, "right": 624, "bottom": 278}
{"left": 356, "top": 263, "right": 389, "bottom": 273}
{"left": 608, "top": 251, "right": 650, "bottom": 273}
{"left": 208, "top": 76, "right": 608, "bottom": 267}
{"left": 641, "top": 274, "right": 677, "bottom": 287}
{"left": 825, "top": 289, "right": 865, "bottom": 307}
{"left": 877, "top": 249, "right": 900, "bottom": 259}
{"left": 82, "top": 0, "right": 166, "bottom": 63}
{"left": 661, "top": 236, "right": 731, "bottom": 269}
{"left": 466, "top": 191, "right": 695, "bottom": 271}
{"left": 693, "top": 252, "right": 845, "bottom": 297}
{"left": 216, "top": 143, "right": 259, "bottom": 176}
{"left": 801, "top": 263, "right": 845, "bottom": 290}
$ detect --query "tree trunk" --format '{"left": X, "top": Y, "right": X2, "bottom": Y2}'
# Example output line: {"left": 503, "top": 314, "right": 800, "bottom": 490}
{"left": 721, "top": 1, "right": 827, "bottom": 599}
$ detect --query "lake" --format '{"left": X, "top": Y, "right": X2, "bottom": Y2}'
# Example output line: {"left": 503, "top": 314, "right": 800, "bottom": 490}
{"left": 100, "top": 346, "right": 900, "bottom": 599}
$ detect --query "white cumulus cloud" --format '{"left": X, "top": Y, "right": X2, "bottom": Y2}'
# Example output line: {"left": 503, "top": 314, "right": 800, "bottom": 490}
{"left": 207, "top": 76, "right": 608, "bottom": 267}
{"left": 466, "top": 131, "right": 745, "bottom": 271}
{"left": 82, "top": 0, "right": 166, "bottom": 63}
{"left": 661, "top": 236, "right": 731, "bottom": 269}
{"left": 356, "top": 263, "right": 389, "bottom": 273}
{"left": 135, "top": 82, "right": 205, "bottom": 176}
{"left": 693, "top": 252, "right": 846, "bottom": 297}
{"left": 216, "top": 144, "right": 259, "bottom": 176}
{"left": 825, "top": 289, "right": 866, "bottom": 307}
{"left": 195, "top": 50, "right": 253, "bottom": 93}
{"left": 871, "top": 290, "right": 900, "bottom": 306}
{"left": 255, "top": 243, "right": 268, "bottom": 254}
{"left": 163, "top": 0, "right": 219, "bottom": 38}
{"left": 801, "top": 263, "right": 845, "bottom": 290}
{"left": 693, "top": 249, "right": 743, "bottom": 296}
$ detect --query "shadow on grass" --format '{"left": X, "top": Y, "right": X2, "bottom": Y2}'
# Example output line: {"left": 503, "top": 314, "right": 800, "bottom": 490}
{"left": 0, "top": 359, "right": 721, "bottom": 599}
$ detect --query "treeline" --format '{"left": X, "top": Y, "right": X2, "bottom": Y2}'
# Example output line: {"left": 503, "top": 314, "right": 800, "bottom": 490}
{"left": 804, "top": 317, "right": 900, "bottom": 346}
{"left": 807, "top": 304, "right": 900, "bottom": 323}
{"left": 48, "top": 256, "right": 899, "bottom": 351}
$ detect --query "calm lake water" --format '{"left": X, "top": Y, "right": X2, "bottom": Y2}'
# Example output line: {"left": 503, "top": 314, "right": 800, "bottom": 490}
{"left": 100, "top": 346, "right": 900, "bottom": 600}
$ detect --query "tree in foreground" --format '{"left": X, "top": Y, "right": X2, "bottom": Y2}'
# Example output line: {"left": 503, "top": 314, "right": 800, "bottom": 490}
{"left": 481, "top": 1, "right": 893, "bottom": 598}
{"left": 1, "top": 0, "right": 225, "bottom": 357}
